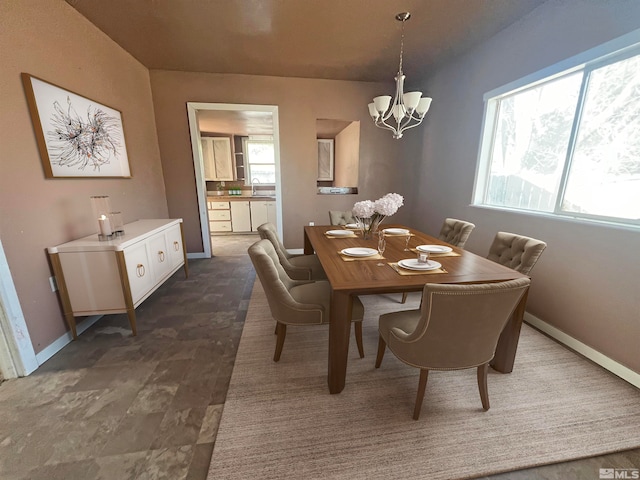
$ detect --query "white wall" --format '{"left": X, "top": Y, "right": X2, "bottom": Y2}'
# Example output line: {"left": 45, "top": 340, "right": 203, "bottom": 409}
{"left": 410, "top": 0, "right": 640, "bottom": 372}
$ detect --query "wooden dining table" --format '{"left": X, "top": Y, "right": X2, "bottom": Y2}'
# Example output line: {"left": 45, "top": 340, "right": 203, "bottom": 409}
{"left": 303, "top": 224, "right": 530, "bottom": 394}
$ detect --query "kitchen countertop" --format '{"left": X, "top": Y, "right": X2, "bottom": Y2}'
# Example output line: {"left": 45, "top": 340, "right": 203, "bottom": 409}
{"left": 207, "top": 195, "right": 275, "bottom": 201}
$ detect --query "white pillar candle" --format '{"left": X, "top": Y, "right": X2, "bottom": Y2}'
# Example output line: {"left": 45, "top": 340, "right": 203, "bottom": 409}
{"left": 98, "top": 215, "right": 112, "bottom": 236}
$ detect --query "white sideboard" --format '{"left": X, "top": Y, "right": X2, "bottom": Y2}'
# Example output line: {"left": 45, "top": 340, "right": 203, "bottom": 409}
{"left": 48, "top": 219, "right": 188, "bottom": 338}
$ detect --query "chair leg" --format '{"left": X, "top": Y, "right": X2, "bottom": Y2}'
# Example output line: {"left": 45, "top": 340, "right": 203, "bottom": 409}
{"left": 414, "top": 369, "right": 429, "bottom": 420}
{"left": 273, "top": 322, "right": 287, "bottom": 362}
{"left": 400, "top": 292, "right": 408, "bottom": 304}
{"left": 477, "top": 363, "right": 490, "bottom": 410}
{"left": 375, "top": 335, "right": 386, "bottom": 368}
{"left": 354, "top": 322, "right": 365, "bottom": 359}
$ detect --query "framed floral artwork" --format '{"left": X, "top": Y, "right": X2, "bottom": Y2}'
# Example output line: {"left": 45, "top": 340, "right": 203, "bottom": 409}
{"left": 21, "top": 73, "right": 131, "bottom": 178}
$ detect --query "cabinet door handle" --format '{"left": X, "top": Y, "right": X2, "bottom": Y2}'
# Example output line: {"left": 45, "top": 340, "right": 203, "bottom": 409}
{"left": 136, "top": 264, "right": 146, "bottom": 277}
{"left": 173, "top": 241, "right": 180, "bottom": 251}
{"left": 158, "top": 250, "right": 165, "bottom": 262}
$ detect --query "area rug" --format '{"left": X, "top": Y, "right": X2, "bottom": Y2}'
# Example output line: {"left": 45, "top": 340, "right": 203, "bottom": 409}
{"left": 207, "top": 280, "right": 640, "bottom": 479}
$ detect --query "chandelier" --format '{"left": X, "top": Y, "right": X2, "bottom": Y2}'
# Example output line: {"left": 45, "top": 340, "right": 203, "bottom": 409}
{"left": 368, "top": 12, "right": 432, "bottom": 139}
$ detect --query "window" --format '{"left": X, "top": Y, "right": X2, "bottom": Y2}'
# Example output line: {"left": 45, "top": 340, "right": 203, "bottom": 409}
{"left": 244, "top": 138, "right": 275, "bottom": 185}
{"left": 474, "top": 35, "right": 640, "bottom": 227}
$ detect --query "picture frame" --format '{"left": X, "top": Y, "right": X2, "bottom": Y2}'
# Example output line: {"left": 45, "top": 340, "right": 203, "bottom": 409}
{"left": 317, "top": 138, "right": 334, "bottom": 181}
{"left": 21, "top": 73, "right": 131, "bottom": 178}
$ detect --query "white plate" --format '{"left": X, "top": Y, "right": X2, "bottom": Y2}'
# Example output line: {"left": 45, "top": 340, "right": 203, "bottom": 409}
{"left": 341, "top": 247, "right": 378, "bottom": 257}
{"left": 416, "top": 245, "right": 453, "bottom": 254}
{"left": 345, "top": 223, "right": 359, "bottom": 229}
{"left": 382, "top": 228, "right": 410, "bottom": 235}
{"left": 326, "top": 230, "right": 354, "bottom": 237}
{"left": 398, "top": 259, "right": 442, "bottom": 271}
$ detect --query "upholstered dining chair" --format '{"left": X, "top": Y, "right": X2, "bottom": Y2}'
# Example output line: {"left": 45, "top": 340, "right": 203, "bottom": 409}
{"left": 248, "top": 239, "right": 365, "bottom": 360}
{"left": 376, "top": 278, "right": 531, "bottom": 420}
{"left": 400, "top": 217, "right": 476, "bottom": 304}
{"left": 487, "top": 232, "right": 547, "bottom": 275}
{"left": 257, "top": 222, "right": 327, "bottom": 280}
{"left": 329, "top": 210, "right": 356, "bottom": 226}
{"left": 438, "top": 218, "right": 476, "bottom": 249}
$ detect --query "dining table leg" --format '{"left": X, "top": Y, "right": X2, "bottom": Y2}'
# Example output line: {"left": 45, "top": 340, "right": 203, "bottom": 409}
{"left": 328, "top": 289, "right": 352, "bottom": 394}
{"left": 303, "top": 230, "right": 314, "bottom": 255}
{"left": 491, "top": 287, "right": 529, "bottom": 373}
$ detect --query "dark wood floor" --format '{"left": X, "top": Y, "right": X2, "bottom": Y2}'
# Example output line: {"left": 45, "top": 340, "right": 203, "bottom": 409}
{"left": 0, "top": 233, "right": 637, "bottom": 479}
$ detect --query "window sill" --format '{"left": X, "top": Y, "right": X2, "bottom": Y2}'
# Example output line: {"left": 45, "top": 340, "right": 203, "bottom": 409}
{"left": 470, "top": 204, "right": 640, "bottom": 232}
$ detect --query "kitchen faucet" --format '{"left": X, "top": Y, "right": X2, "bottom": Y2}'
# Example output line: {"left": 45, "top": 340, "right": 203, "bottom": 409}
{"left": 251, "top": 178, "right": 260, "bottom": 196}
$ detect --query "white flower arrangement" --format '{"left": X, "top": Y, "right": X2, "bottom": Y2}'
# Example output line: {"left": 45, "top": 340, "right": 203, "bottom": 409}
{"left": 353, "top": 193, "right": 404, "bottom": 218}
{"left": 353, "top": 193, "right": 404, "bottom": 238}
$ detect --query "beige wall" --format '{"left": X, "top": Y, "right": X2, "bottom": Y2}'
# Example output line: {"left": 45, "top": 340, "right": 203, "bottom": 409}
{"left": 0, "top": 0, "right": 168, "bottom": 353}
{"left": 149, "top": 71, "right": 412, "bottom": 250}
{"left": 334, "top": 121, "right": 360, "bottom": 188}
{"left": 409, "top": 0, "right": 640, "bottom": 372}
{"left": 7, "top": 0, "right": 633, "bottom": 378}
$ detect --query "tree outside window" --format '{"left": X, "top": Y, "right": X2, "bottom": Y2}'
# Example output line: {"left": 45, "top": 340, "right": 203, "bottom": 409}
{"left": 476, "top": 45, "right": 640, "bottom": 226}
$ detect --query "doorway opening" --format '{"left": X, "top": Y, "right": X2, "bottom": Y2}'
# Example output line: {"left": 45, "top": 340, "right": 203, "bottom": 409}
{"left": 187, "top": 103, "right": 283, "bottom": 258}
{"left": 0, "top": 239, "right": 38, "bottom": 378}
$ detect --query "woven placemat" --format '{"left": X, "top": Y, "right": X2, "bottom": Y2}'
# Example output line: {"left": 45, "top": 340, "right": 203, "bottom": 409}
{"left": 324, "top": 232, "right": 358, "bottom": 239}
{"left": 389, "top": 262, "right": 448, "bottom": 275}
{"left": 338, "top": 252, "right": 385, "bottom": 261}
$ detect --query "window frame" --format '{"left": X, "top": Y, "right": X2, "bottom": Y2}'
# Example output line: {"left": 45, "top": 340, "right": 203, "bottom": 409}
{"left": 243, "top": 137, "right": 276, "bottom": 186}
{"left": 472, "top": 28, "right": 640, "bottom": 229}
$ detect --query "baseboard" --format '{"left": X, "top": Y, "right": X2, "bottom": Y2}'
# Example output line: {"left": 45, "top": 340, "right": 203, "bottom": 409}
{"left": 187, "top": 252, "right": 207, "bottom": 259}
{"left": 524, "top": 313, "right": 640, "bottom": 389}
{"left": 35, "top": 315, "right": 103, "bottom": 366}
{"left": 288, "top": 249, "right": 304, "bottom": 255}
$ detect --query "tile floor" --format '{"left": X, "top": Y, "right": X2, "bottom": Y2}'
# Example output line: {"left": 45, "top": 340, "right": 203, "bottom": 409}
{"left": 0, "top": 232, "right": 637, "bottom": 479}
{"left": 0, "top": 234, "right": 257, "bottom": 480}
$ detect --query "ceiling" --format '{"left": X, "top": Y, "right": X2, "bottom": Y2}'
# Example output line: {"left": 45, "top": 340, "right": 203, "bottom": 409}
{"left": 65, "top": 0, "right": 546, "bottom": 83}
{"left": 198, "top": 110, "right": 274, "bottom": 135}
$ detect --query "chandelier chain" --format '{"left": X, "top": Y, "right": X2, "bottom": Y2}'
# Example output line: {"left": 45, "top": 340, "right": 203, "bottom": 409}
{"left": 398, "top": 20, "right": 405, "bottom": 75}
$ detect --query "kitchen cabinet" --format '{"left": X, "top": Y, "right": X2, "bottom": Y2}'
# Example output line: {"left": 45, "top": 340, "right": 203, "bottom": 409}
{"left": 47, "top": 219, "right": 188, "bottom": 338}
{"left": 208, "top": 200, "right": 232, "bottom": 232}
{"left": 250, "top": 200, "right": 277, "bottom": 231}
{"left": 202, "top": 137, "right": 234, "bottom": 181}
{"left": 233, "top": 135, "right": 246, "bottom": 181}
{"left": 230, "top": 201, "right": 252, "bottom": 232}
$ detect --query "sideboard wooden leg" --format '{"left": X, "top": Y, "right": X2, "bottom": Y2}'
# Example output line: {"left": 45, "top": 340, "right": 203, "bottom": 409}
{"left": 126, "top": 309, "right": 137, "bottom": 336}
{"left": 48, "top": 252, "right": 78, "bottom": 340}
{"left": 116, "top": 251, "right": 138, "bottom": 336}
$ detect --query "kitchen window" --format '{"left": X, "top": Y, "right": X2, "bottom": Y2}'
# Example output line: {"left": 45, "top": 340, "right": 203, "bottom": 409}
{"left": 244, "top": 138, "right": 275, "bottom": 185}
{"left": 473, "top": 32, "right": 640, "bottom": 227}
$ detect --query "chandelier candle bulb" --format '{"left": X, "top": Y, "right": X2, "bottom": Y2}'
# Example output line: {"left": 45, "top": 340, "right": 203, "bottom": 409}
{"left": 98, "top": 215, "right": 112, "bottom": 236}
{"left": 90, "top": 195, "right": 114, "bottom": 240}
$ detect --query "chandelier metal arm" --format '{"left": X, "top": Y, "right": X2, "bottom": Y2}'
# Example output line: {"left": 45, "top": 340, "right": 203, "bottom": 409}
{"left": 379, "top": 74, "right": 404, "bottom": 122}
{"left": 375, "top": 112, "right": 425, "bottom": 139}
{"left": 398, "top": 116, "right": 426, "bottom": 133}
